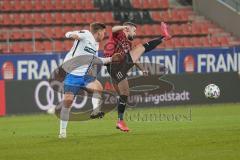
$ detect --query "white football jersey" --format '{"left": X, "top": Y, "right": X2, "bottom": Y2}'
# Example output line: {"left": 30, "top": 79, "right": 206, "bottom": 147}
{"left": 63, "top": 30, "right": 99, "bottom": 76}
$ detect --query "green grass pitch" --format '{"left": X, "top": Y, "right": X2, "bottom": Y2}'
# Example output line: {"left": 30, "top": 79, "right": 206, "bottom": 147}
{"left": 0, "top": 103, "right": 239, "bottom": 160}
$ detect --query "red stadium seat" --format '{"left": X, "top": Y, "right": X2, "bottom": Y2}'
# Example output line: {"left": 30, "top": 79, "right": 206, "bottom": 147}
{"left": 218, "top": 37, "right": 229, "bottom": 46}
{"left": 201, "top": 37, "right": 211, "bottom": 47}
{"left": 54, "top": 27, "right": 64, "bottom": 39}
{"left": 104, "top": 12, "right": 115, "bottom": 23}
{"left": 35, "top": 41, "right": 44, "bottom": 52}
{"left": 171, "top": 24, "right": 182, "bottom": 36}
{"left": 33, "top": 28, "right": 45, "bottom": 39}
{"left": 43, "top": 13, "right": 54, "bottom": 25}
{"left": 210, "top": 37, "right": 220, "bottom": 47}
{"left": 142, "top": 0, "right": 151, "bottom": 9}
{"left": 10, "top": 31, "right": 23, "bottom": 40}
{"left": 33, "top": 0, "right": 44, "bottom": 11}
{"left": 23, "top": 43, "right": 34, "bottom": 53}
{"left": 33, "top": 13, "right": 44, "bottom": 25}
{"left": 63, "top": 40, "right": 73, "bottom": 51}
{"left": 3, "top": 14, "right": 12, "bottom": 25}
{"left": 191, "top": 37, "right": 202, "bottom": 47}
{"left": 22, "top": 31, "right": 33, "bottom": 40}
{"left": 43, "top": 0, "right": 55, "bottom": 10}
{"left": 182, "top": 38, "right": 192, "bottom": 48}
{"left": 2, "top": 0, "right": 14, "bottom": 11}
{"left": 84, "top": 0, "right": 95, "bottom": 9}
{"left": 62, "top": 26, "right": 74, "bottom": 35}
{"left": 151, "top": 12, "right": 161, "bottom": 21}
{"left": 54, "top": 13, "right": 64, "bottom": 24}
{"left": 160, "top": 0, "right": 169, "bottom": 9}
{"left": 22, "top": 0, "right": 33, "bottom": 11}
{"left": 173, "top": 38, "right": 183, "bottom": 48}
{"left": 12, "top": 43, "right": 24, "bottom": 53}
{"left": 43, "top": 41, "right": 54, "bottom": 52}
{"left": 73, "top": 13, "right": 84, "bottom": 24}
{"left": 43, "top": 27, "right": 54, "bottom": 38}
{"left": 131, "top": 0, "right": 142, "bottom": 8}
{"left": 55, "top": 41, "right": 64, "bottom": 52}
{"left": 22, "top": 13, "right": 33, "bottom": 25}
{"left": 143, "top": 25, "right": 155, "bottom": 36}
{"left": 63, "top": 13, "right": 74, "bottom": 24}
{"left": 64, "top": 0, "right": 74, "bottom": 10}
{"left": 55, "top": 0, "right": 64, "bottom": 10}
{"left": 84, "top": 13, "right": 95, "bottom": 23}
{"left": 15, "top": 14, "right": 25, "bottom": 25}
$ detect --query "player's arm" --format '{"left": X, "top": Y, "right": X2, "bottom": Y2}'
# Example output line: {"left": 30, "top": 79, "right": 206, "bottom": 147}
{"left": 65, "top": 31, "right": 85, "bottom": 40}
{"left": 135, "top": 61, "right": 148, "bottom": 76}
{"left": 99, "top": 53, "right": 122, "bottom": 64}
{"left": 112, "top": 26, "right": 128, "bottom": 33}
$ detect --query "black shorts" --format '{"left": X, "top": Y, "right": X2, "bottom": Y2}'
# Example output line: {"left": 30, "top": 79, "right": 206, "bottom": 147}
{"left": 106, "top": 53, "right": 134, "bottom": 84}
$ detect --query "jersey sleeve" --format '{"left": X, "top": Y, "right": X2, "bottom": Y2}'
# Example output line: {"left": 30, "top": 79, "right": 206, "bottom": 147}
{"left": 112, "top": 30, "right": 124, "bottom": 38}
{"left": 65, "top": 30, "right": 89, "bottom": 39}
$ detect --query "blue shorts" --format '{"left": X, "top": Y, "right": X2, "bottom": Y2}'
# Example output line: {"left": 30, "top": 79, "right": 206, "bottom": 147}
{"left": 64, "top": 74, "right": 95, "bottom": 95}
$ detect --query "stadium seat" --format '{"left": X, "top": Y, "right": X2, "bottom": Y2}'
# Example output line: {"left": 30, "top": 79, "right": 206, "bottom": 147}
{"left": 54, "top": 27, "right": 64, "bottom": 39}
{"left": 2, "top": 14, "right": 12, "bottom": 25}
{"left": 63, "top": 40, "right": 73, "bottom": 50}
{"left": 55, "top": 41, "right": 64, "bottom": 52}
{"left": 23, "top": 43, "right": 34, "bottom": 53}
{"left": 131, "top": 0, "right": 142, "bottom": 8}
{"left": 35, "top": 41, "right": 44, "bottom": 52}
{"left": 22, "top": 31, "right": 33, "bottom": 40}
{"left": 182, "top": 37, "right": 192, "bottom": 48}
{"left": 44, "top": 27, "right": 54, "bottom": 38}
{"left": 43, "top": 13, "right": 54, "bottom": 25}
{"left": 174, "top": 38, "right": 183, "bottom": 48}
{"left": 1, "top": 0, "right": 14, "bottom": 11}
{"left": 54, "top": 13, "right": 64, "bottom": 24}
{"left": 211, "top": 37, "right": 220, "bottom": 47}
{"left": 43, "top": 0, "right": 55, "bottom": 11}
{"left": 32, "top": 0, "right": 44, "bottom": 11}
{"left": 55, "top": 0, "right": 64, "bottom": 10}
{"left": 43, "top": 41, "right": 53, "bottom": 52}
{"left": 191, "top": 37, "right": 202, "bottom": 47}
{"left": 63, "top": 13, "right": 74, "bottom": 24}
{"left": 33, "top": 13, "right": 44, "bottom": 25}
{"left": 12, "top": 43, "right": 24, "bottom": 53}
{"left": 151, "top": 12, "right": 161, "bottom": 21}
{"left": 22, "top": 13, "right": 33, "bottom": 25}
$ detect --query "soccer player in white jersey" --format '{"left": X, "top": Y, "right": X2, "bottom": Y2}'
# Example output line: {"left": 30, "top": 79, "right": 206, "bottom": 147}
{"left": 59, "top": 22, "right": 119, "bottom": 138}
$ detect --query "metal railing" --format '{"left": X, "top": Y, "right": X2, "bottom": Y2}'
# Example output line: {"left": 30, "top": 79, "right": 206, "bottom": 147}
{"left": 0, "top": 29, "right": 56, "bottom": 53}
{"left": 219, "top": 0, "right": 240, "bottom": 12}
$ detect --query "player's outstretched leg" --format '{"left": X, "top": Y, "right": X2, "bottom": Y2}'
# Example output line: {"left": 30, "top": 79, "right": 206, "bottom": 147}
{"left": 130, "top": 22, "right": 171, "bottom": 63}
{"left": 59, "top": 92, "right": 74, "bottom": 138}
{"left": 114, "top": 79, "right": 130, "bottom": 132}
{"left": 85, "top": 79, "right": 105, "bottom": 119}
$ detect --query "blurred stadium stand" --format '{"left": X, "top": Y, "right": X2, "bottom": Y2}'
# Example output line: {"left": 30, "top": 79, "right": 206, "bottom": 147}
{"left": 0, "top": 0, "right": 240, "bottom": 54}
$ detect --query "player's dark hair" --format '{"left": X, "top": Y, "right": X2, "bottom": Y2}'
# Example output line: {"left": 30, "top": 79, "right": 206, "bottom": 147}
{"left": 90, "top": 22, "right": 106, "bottom": 33}
{"left": 123, "top": 22, "right": 137, "bottom": 28}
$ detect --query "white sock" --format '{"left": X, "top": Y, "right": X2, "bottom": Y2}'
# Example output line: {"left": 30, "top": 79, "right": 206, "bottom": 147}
{"left": 59, "top": 106, "right": 70, "bottom": 134}
{"left": 91, "top": 92, "right": 102, "bottom": 114}
{"left": 60, "top": 120, "right": 68, "bottom": 134}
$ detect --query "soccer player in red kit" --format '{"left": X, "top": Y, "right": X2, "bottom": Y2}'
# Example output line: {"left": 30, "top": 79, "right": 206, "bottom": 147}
{"left": 104, "top": 22, "right": 171, "bottom": 132}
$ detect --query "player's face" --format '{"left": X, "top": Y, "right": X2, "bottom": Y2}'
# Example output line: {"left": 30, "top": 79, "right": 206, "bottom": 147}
{"left": 96, "top": 29, "right": 106, "bottom": 42}
{"left": 127, "top": 26, "right": 137, "bottom": 41}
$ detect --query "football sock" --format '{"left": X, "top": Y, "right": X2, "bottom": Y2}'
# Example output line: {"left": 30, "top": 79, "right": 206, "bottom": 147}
{"left": 143, "top": 36, "right": 164, "bottom": 53}
{"left": 118, "top": 95, "right": 128, "bottom": 120}
{"left": 91, "top": 92, "right": 103, "bottom": 114}
{"left": 60, "top": 106, "right": 70, "bottom": 134}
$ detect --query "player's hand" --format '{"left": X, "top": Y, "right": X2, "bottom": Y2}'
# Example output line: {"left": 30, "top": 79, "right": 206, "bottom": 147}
{"left": 142, "top": 70, "right": 149, "bottom": 76}
{"left": 112, "top": 53, "right": 123, "bottom": 63}
{"left": 124, "top": 26, "right": 130, "bottom": 31}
